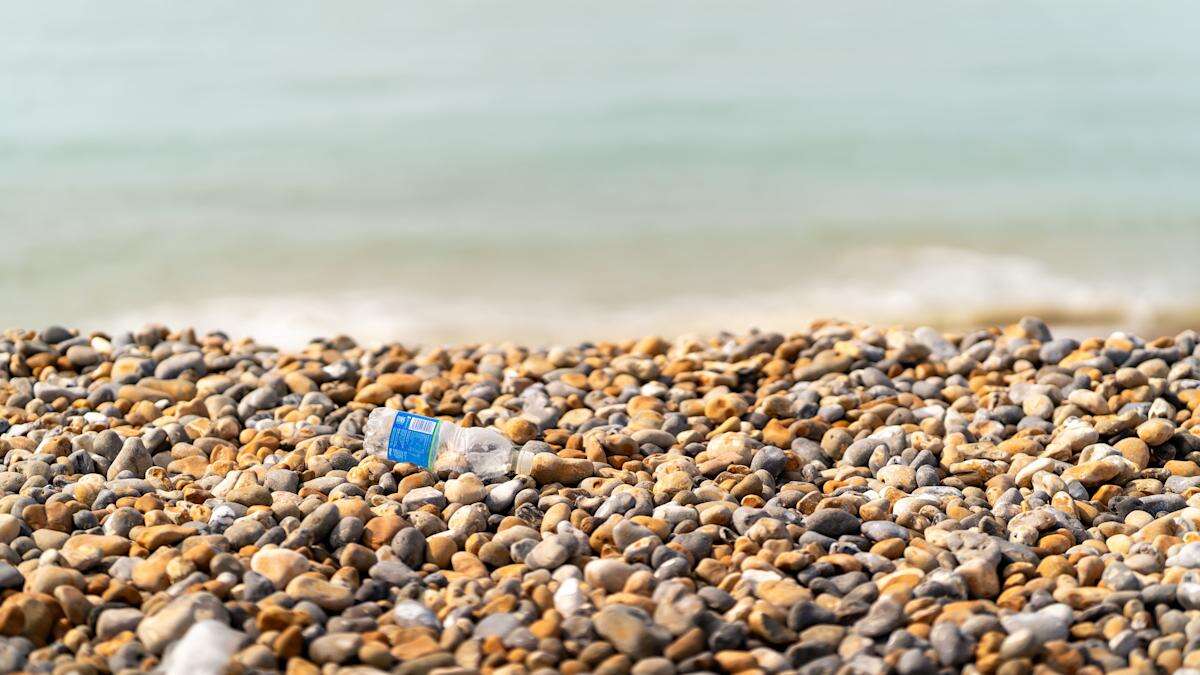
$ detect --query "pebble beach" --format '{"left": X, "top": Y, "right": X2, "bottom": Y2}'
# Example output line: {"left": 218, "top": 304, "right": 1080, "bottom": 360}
{"left": 3, "top": 319, "right": 1200, "bottom": 675}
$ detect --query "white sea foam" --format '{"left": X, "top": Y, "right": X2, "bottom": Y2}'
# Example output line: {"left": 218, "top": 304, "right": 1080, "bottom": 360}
{"left": 84, "top": 247, "right": 1199, "bottom": 348}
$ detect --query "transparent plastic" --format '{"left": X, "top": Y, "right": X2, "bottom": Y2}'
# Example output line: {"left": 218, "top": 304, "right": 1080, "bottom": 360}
{"left": 364, "top": 407, "right": 537, "bottom": 479}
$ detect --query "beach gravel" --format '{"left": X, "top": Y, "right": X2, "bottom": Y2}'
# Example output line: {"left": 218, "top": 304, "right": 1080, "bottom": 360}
{"left": 1, "top": 319, "right": 1200, "bottom": 673}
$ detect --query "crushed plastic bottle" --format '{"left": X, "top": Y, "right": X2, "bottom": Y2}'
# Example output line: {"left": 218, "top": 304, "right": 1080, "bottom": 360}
{"left": 364, "top": 407, "right": 537, "bottom": 479}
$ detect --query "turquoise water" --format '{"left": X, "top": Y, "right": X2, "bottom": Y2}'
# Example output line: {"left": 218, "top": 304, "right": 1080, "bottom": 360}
{"left": 2, "top": 2, "right": 1199, "bottom": 345}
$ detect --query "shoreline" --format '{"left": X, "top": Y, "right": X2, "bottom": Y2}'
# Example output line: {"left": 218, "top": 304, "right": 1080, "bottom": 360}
{"left": 53, "top": 295, "right": 1200, "bottom": 354}
{"left": 12, "top": 243, "right": 1200, "bottom": 352}
{"left": 0, "top": 317, "right": 1198, "bottom": 673}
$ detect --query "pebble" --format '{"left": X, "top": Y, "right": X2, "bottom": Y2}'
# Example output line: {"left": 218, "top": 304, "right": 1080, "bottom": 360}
{"left": 443, "top": 473, "right": 485, "bottom": 504}
{"left": 250, "top": 547, "right": 310, "bottom": 588}
{"left": 1000, "top": 603, "right": 1072, "bottom": 644}
{"left": 593, "top": 605, "right": 670, "bottom": 659}
{"left": 136, "top": 592, "right": 230, "bottom": 654}
{"left": 474, "top": 612, "right": 521, "bottom": 639}
{"left": 159, "top": 620, "right": 245, "bottom": 675}
{"left": 285, "top": 574, "right": 354, "bottom": 611}
{"left": 525, "top": 537, "right": 571, "bottom": 569}
{"left": 393, "top": 600, "right": 440, "bottom": 630}
{"left": 0, "top": 638, "right": 32, "bottom": 672}
{"left": 96, "top": 607, "right": 144, "bottom": 640}
{"left": 805, "top": 508, "right": 861, "bottom": 537}
{"left": 24, "top": 565, "right": 83, "bottom": 594}
{"left": 586, "top": 558, "right": 635, "bottom": 592}
{"left": 309, "top": 632, "right": 363, "bottom": 665}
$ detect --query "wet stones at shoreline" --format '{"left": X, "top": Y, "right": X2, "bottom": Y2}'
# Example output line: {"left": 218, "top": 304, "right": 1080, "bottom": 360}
{"left": 1, "top": 319, "right": 1200, "bottom": 673}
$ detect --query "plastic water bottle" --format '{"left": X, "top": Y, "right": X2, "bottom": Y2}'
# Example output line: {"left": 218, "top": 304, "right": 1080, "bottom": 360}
{"left": 363, "top": 407, "right": 537, "bottom": 479}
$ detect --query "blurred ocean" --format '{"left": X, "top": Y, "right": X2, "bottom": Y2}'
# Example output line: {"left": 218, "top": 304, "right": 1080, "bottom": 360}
{"left": 2, "top": 1, "right": 1199, "bottom": 347}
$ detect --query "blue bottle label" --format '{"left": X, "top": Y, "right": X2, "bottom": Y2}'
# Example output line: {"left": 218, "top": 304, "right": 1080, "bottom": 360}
{"left": 386, "top": 411, "right": 440, "bottom": 467}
